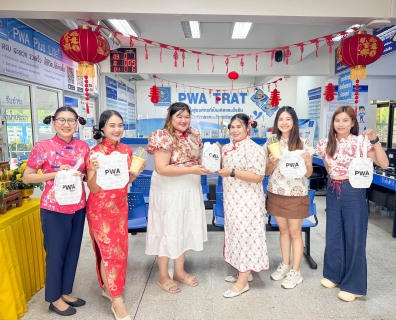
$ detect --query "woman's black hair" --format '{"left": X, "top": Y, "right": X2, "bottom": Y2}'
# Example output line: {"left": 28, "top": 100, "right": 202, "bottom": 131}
{"left": 166, "top": 102, "right": 191, "bottom": 119}
{"left": 227, "top": 113, "right": 257, "bottom": 130}
{"left": 43, "top": 106, "right": 87, "bottom": 125}
{"left": 92, "top": 109, "right": 123, "bottom": 140}
{"left": 272, "top": 106, "right": 303, "bottom": 151}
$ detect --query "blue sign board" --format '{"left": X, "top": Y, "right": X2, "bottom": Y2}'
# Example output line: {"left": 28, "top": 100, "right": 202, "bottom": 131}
{"left": 307, "top": 87, "right": 321, "bottom": 100}
{"left": 338, "top": 71, "right": 353, "bottom": 100}
{"left": 373, "top": 25, "right": 396, "bottom": 57}
{"left": 155, "top": 87, "right": 171, "bottom": 107}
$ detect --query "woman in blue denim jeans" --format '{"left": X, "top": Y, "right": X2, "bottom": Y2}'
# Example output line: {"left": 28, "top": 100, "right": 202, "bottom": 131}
{"left": 315, "top": 106, "right": 388, "bottom": 302}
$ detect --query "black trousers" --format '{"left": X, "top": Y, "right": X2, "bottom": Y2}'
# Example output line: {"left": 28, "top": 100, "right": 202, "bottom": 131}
{"left": 40, "top": 208, "right": 86, "bottom": 302}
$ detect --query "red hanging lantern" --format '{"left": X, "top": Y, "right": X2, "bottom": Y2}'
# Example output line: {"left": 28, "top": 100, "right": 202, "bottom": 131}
{"left": 148, "top": 85, "right": 160, "bottom": 104}
{"left": 269, "top": 89, "right": 281, "bottom": 107}
{"left": 216, "top": 96, "right": 221, "bottom": 102}
{"left": 60, "top": 26, "right": 110, "bottom": 78}
{"left": 336, "top": 30, "right": 384, "bottom": 81}
{"left": 323, "top": 83, "right": 335, "bottom": 102}
{"left": 228, "top": 71, "right": 239, "bottom": 89}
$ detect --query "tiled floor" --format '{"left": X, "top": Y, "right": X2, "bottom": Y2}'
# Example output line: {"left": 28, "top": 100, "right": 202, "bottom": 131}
{"left": 23, "top": 196, "right": 396, "bottom": 320}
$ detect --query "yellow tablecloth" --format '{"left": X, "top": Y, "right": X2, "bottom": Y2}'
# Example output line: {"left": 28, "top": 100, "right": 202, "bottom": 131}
{"left": 0, "top": 199, "right": 45, "bottom": 320}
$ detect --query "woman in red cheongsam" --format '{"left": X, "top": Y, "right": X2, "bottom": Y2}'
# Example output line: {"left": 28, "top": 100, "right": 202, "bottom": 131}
{"left": 86, "top": 110, "right": 143, "bottom": 320}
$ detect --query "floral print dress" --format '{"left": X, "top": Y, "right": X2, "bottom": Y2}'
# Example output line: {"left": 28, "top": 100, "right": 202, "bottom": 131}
{"left": 86, "top": 138, "right": 132, "bottom": 298}
{"left": 222, "top": 137, "right": 269, "bottom": 272}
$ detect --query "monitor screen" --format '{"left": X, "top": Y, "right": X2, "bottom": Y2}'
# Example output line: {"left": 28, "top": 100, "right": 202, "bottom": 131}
{"left": 386, "top": 148, "right": 396, "bottom": 167}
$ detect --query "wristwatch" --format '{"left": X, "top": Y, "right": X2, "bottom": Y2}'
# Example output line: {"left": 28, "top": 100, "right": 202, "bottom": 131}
{"left": 370, "top": 136, "right": 380, "bottom": 145}
{"left": 230, "top": 168, "right": 236, "bottom": 178}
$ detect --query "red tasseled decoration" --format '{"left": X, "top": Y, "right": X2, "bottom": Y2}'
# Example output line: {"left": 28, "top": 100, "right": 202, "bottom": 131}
{"left": 148, "top": 85, "right": 160, "bottom": 104}
{"left": 270, "top": 89, "right": 281, "bottom": 107}
{"left": 323, "top": 83, "right": 335, "bottom": 102}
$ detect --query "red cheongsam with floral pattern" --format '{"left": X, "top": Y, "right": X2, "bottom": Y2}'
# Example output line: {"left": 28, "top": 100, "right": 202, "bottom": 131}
{"left": 86, "top": 138, "right": 132, "bottom": 298}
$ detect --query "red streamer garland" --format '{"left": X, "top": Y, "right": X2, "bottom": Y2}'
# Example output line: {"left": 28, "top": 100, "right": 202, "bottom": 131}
{"left": 270, "top": 51, "right": 275, "bottom": 67}
{"left": 145, "top": 43, "right": 148, "bottom": 60}
{"left": 326, "top": 37, "right": 334, "bottom": 53}
{"left": 197, "top": 55, "right": 200, "bottom": 71}
{"left": 225, "top": 57, "right": 229, "bottom": 74}
{"left": 255, "top": 54, "right": 258, "bottom": 71}
{"left": 285, "top": 49, "right": 291, "bottom": 65}
{"left": 299, "top": 43, "right": 304, "bottom": 61}
{"left": 182, "top": 51, "right": 185, "bottom": 67}
{"left": 173, "top": 50, "right": 178, "bottom": 67}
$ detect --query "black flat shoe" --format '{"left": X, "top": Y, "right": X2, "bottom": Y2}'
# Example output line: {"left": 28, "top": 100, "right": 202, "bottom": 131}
{"left": 64, "top": 297, "right": 86, "bottom": 307}
{"left": 49, "top": 303, "right": 76, "bottom": 316}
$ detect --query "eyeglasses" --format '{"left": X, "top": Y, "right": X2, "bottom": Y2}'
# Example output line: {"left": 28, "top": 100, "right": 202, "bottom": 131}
{"left": 54, "top": 118, "right": 77, "bottom": 126}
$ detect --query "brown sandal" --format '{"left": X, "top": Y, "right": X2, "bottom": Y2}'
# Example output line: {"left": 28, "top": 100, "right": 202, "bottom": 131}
{"left": 174, "top": 274, "right": 199, "bottom": 287}
{"left": 156, "top": 280, "right": 181, "bottom": 293}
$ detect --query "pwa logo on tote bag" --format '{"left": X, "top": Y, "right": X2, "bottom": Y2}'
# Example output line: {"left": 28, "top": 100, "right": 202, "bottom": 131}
{"left": 354, "top": 170, "right": 370, "bottom": 177}
{"left": 63, "top": 184, "right": 76, "bottom": 191}
{"left": 95, "top": 153, "right": 129, "bottom": 190}
{"left": 54, "top": 169, "right": 83, "bottom": 205}
{"left": 279, "top": 150, "right": 307, "bottom": 179}
{"left": 286, "top": 162, "right": 301, "bottom": 168}
{"left": 349, "top": 135, "right": 373, "bottom": 188}
{"left": 105, "top": 168, "right": 121, "bottom": 176}
{"left": 202, "top": 142, "right": 221, "bottom": 173}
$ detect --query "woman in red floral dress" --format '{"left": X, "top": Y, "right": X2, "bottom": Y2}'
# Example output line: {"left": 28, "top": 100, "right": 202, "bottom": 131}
{"left": 86, "top": 110, "right": 142, "bottom": 320}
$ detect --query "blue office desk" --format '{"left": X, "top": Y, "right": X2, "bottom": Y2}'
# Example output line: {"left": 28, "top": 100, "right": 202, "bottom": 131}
{"left": 313, "top": 156, "right": 396, "bottom": 238}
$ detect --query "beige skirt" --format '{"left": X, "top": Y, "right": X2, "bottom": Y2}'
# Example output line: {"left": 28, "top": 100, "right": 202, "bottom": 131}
{"left": 266, "top": 191, "right": 310, "bottom": 219}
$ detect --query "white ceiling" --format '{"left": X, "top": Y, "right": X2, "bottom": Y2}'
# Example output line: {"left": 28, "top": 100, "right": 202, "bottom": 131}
{"left": 8, "top": 0, "right": 394, "bottom": 80}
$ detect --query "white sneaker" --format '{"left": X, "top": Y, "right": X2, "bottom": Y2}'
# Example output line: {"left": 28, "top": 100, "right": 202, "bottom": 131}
{"left": 270, "top": 262, "right": 291, "bottom": 281}
{"left": 225, "top": 273, "right": 253, "bottom": 283}
{"left": 281, "top": 270, "right": 303, "bottom": 289}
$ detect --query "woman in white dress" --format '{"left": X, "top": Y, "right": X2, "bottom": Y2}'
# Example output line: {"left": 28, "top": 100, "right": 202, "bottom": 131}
{"left": 145, "top": 102, "right": 209, "bottom": 294}
{"left": 218, "top": 113, "right": 269, "bottom": 298}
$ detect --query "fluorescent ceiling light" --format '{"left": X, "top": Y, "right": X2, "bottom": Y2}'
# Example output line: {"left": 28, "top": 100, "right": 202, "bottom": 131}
{"left": 231, "top": 22, "right": 252, "bottom": 39}
{"left": 108, "top": 19, "right": 139, "bottom": 37}
{"left": 189, "top": 21, "right": 200, "bottom": 38}
{"left": 180, "top": 21, "right": 201, "bottom": 38}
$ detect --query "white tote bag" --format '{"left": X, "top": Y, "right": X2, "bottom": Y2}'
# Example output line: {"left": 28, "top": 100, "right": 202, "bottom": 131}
{"left": 54, "top": 169, "right": 83, "bottom": 205}
{"left": 96, "top": 153, "right": 129, "bottom": 190}
{"left": 279, "top": 150, "right": 307, "bottom": 179}
{"left": 202, "top": 142, "right": 221, "bottom": 173}
{"left": 348, "top": 135, "right": 373, "bottom": 188}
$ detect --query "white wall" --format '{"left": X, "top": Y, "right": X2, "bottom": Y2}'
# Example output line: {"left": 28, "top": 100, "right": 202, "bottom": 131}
{"left": 295, "top": 76, "right": 327, "bottom": 118}
{"left": 135, "top": 75, "right": 297, "bottom": 125}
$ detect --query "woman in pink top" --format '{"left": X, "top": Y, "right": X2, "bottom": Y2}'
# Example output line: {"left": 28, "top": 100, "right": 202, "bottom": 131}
{"left": 23, "top": 107, "right": 89, "bottom": 316}
{"left": 316, "top": 106, "right": 388, "bottom": 302}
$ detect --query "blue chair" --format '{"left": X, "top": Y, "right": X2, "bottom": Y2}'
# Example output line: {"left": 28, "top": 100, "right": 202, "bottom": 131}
{"left": 201, "top": 175, "right": 210, "bottom": 202}
{"left": 263, "top": 175, "right": 269, "bottom": 194}
{"left": 212, "top": 192, "right": 224, "bottom": 227}
{"left": 131, "top": 176, "right": 151, "bottom": 203}
{"left": 215, "top": 175, "right": 223, "bottom": 193}
{"left": 266, "top": 190, "right": 318, "bottom": 269}
{"left": 127, "top": 192, "right": 148, "bottom": 232}
{"left": 140, "top": 169, "right": 153, "bottom": 176}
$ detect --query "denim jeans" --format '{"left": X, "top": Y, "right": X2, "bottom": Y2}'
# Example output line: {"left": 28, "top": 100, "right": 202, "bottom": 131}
{"left": 323, "top": 178, "right": 369, "bottom": 295}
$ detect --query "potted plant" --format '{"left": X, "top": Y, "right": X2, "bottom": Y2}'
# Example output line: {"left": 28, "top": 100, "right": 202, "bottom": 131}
{"left": 9, "top": 160, "right": 44, "bottom": 198}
